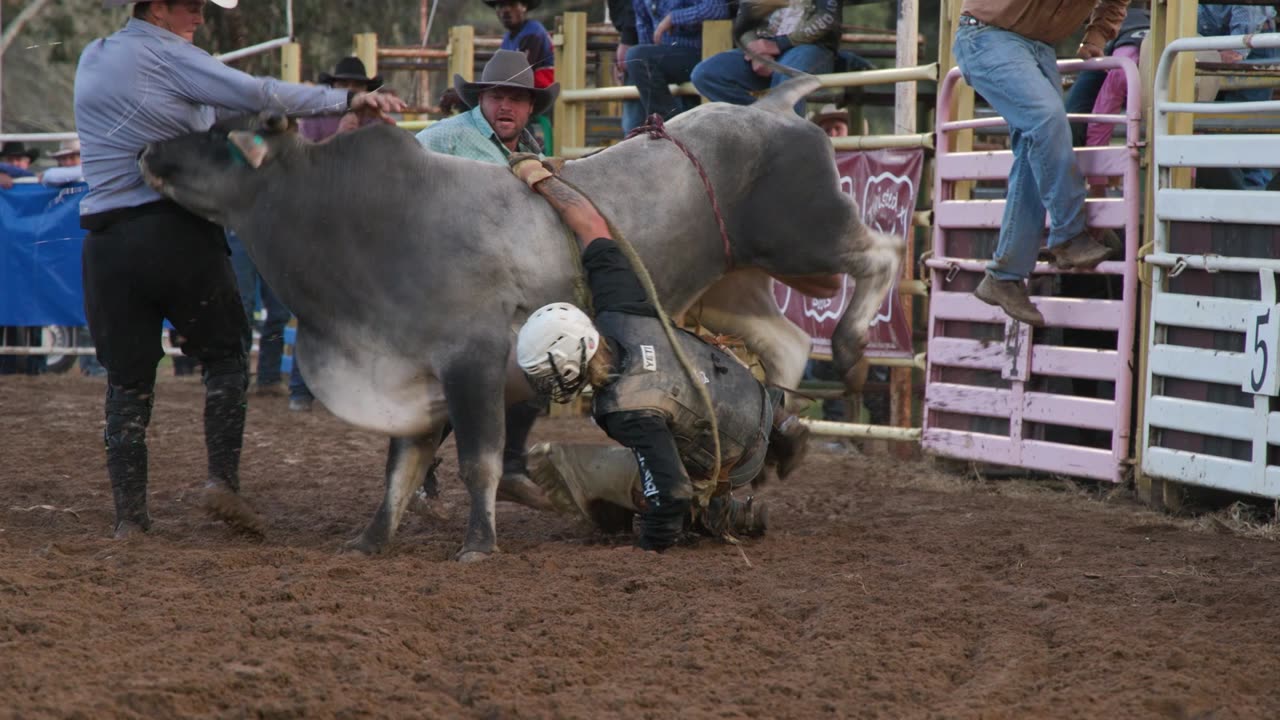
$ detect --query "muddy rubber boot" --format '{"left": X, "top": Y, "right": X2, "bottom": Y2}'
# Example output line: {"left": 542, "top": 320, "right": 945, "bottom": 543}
{"left": 768, "top": 411, "right": 811, "bottom": 481}
{"left": 202, "top": 365, "right": 262, "bottom": 535}
{"left": 104, "top": 384, "right": 155, "bottom": 538}
{"left": 527, "top": 443, "right": 641, "bottom": 531}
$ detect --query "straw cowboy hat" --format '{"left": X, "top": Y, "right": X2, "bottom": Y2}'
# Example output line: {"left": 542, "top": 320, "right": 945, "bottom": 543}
{"left": 102, "top": 0, "right": 238, "bottom": 7}
{"left": 454, "top": 50, "right": 560, "bottom": 117}
{"left": 318, "top": 56, "right": 384, "bottom": 92}
{"left": 482, "top": 0, "right": 542, "bottom": 9}
{"left": 51, "top": 138, "right": 82, "bottom": 159}
{"left": 0, "top": 142, "right": 39, "bottom": 162}
{"left": 807, "top": 104, "right": 848, "bottom": 127}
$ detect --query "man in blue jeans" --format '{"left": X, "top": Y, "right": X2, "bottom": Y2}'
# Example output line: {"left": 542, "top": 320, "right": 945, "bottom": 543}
{"left": 691, "top": 0, "right": 840, "bottom": 114}
{"left": 228, "top": 231, "right": 290, "bottom": 396}
{"left": 952, "top": 0, "right": 1127, "bottom": 328}
{"left": 621, "top": 0, "right": 729, "bottom": 135}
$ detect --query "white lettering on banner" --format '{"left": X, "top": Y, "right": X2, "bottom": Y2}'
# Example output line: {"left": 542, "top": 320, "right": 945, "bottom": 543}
{"left": 858, "top": 171, "right": 915, "bottom": 328}
{"left": 1243, "top": 303, "right": 1280, "bottom": 396}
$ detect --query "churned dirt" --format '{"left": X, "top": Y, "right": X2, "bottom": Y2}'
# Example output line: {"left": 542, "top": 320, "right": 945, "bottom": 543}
{"left": 3, "top": 373, "right": 1280, "bottom": 719}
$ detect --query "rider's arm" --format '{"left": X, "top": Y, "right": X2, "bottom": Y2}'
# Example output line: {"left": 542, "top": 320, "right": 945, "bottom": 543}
{"left": 598, "top": 410, "right": 692, "bottom": 551}
{"left": 511, "top": 159, "right": 611, "bottom": 249}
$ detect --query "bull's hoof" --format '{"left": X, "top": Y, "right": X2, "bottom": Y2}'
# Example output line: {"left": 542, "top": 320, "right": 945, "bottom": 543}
{"left": 454, "top": 547, "right": 497, "bottom": 563}
{"left": 201, "top": 483, "right": 264, "bottom": 537}
{"left": 341, "top": 534, "right": 384, "bottom": 556}
{"left": 112, "top": 519, "right": 150, "bottom": 540}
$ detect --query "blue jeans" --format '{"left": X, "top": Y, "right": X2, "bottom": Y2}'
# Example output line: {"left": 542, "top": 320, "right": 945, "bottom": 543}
{"left": 622, "top": 44, "right": 703, "bottom": 135}
{"left": 228, "top": 232, "right": 290, "bottom": 386}
{"left": 954, "top": 25, "right": 1088, "bottom": 281}
{"left": 289, "top": 361, "right": 312, "bottom": 401}
{"left": 691, "top": 44, "right": 835, "bottom": 114}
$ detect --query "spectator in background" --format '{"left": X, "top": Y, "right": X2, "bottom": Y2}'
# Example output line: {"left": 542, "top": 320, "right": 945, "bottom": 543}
{"left": 621, "top": 0, "right": 729, "bottom": 135}
{"left": 0, "top": 141, "right": 38, "bottom": 190}
{"left": 1065, "top": 5, "right": 1149, "bottom": 150}
{"left": 229, "top": 231, "right": 290, "bottom": 397}
{"left": 0, "top": 142, "right": 45, "bottom": 374}
{"left": 487, "top": 0, "right": 555, "bottom": 89}
{"left": 691, "top": 0, "right": 841, "bottom": 114}
{"left": 808, "top": 103, "right": 849, "bottom": 137}
{"left": 36, "top": 137, "right": 105, "bottom": 378}
{"left": 40, "top": 138, "right": 86, "bottom": 186}
{"left": 1198, "top": 4, "right": 1277, "bottom": 188}
{"left": 952, "top": 1, "right": 1127, "bottom": 328}
{"left": 609, "top": 0, "right": 641, "bottom": 130}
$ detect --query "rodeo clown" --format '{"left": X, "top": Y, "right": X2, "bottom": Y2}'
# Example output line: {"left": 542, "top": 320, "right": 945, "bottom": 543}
{"left": 507, "top": 153, "right": 811, "bottom": 551}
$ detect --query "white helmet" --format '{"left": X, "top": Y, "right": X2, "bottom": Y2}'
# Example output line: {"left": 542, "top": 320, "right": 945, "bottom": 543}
{"left": 517, "top": 303, "right": 600, "bottom": 402}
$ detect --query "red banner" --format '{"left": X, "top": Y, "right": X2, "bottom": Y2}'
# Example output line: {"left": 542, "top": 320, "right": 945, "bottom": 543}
{"left": 771, "top": 148, "right": 923, "bottom": 360}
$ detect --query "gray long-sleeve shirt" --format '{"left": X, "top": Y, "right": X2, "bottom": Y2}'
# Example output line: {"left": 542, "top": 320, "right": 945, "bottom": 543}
{"left": 74, "top": 18, "right": 350, "bottom": 216}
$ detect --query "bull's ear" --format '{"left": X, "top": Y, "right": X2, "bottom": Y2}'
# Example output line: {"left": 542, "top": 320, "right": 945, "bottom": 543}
{"left": 259, "top": 113, "right": 291, "bottom": 135}
{"left": 228, "top": 131, "right": 269, "bottom": 169}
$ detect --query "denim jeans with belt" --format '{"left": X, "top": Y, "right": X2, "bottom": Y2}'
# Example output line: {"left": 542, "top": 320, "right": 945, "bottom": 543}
{"left": 954, "top": 23, "right": 1088, "bottom": 281}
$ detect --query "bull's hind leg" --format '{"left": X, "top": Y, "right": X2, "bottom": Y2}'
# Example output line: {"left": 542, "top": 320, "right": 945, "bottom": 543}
{"left": 694, "top": 269, "right": 811, "bottom": 391}
{"left": 345, "top": 429, "right": 444, "bottom": 554}
{"left": 832, "top": 229, "right": 903, "bottom": 391}
{"left": 443, "top": 360, "right": 507, "bottom": 562}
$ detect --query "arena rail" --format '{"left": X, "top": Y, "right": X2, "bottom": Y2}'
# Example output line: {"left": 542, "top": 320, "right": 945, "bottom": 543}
{"left": 922, "top": 56, "right": 1143, "bottom": 483}
{"left": 1138, "top": 32, "right": 1280, "bottom": 503}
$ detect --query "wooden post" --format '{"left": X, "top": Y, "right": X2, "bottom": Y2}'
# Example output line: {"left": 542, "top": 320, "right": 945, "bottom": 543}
{"left": 889, "top": 0, "right": 919, "bottom": 458}
{"left": 554, "top": 12, "right": 587, "bottom": 155}
{"left": 354, "top": 32, "right": 378, "bottom": 78}
{"left": 280, "top": 42, "right": 301, "bottom": 83}
{"left": 701, "top": 20, "right": 733, "bottom": 104}
{"left": 1167, "top": 0, "right": 1198, "bottom": 191}
{"left": 448, "top": 25, "right": 475, "bottom": 82}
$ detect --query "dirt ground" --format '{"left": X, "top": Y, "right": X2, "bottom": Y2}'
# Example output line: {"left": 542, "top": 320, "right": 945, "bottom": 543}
{"left": 2, "top": 374, "right": 1279, "bottom": 719}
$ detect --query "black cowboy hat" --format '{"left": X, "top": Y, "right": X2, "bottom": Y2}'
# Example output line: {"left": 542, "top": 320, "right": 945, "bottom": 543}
{"left": 454, "top": 50, "right": 559, "bottom": 117}
{"left": 482, "top": 0, "right": 542, "bottom": 10}
{"left": 0, "top": 141, "right": 39, "bottom": 162}
{"left": 318, "top": 56, "right": 383, "bottom": 91}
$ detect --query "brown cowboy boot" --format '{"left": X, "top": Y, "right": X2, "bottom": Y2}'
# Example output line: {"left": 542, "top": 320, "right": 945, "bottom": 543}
{"left": 1043, "top": 231, "right": 1114, "bottom": 271}
{"left": 974, "top": 275, "right": 1046, "bottom": 327}
{"left": 768, "top": 411, "right": 811, "bottom": 480}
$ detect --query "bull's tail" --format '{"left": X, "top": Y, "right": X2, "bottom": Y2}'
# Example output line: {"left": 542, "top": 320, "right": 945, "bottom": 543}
{"left": 752, "top": 76, "right": 824, "bottom": 115}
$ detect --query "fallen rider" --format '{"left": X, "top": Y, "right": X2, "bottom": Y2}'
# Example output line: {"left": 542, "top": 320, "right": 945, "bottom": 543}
{"left": 508, "top": 152, "right": 811, "bottom": 551}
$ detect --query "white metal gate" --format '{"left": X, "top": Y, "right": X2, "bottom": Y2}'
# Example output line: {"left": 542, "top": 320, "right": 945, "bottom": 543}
{"left": 1142, "top": 33, "right": 1280, "bottom": 498}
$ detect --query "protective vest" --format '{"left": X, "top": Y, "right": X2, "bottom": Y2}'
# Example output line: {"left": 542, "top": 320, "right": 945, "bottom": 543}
{"left": 591, "top": 310, "right": 770, "bottom": 482}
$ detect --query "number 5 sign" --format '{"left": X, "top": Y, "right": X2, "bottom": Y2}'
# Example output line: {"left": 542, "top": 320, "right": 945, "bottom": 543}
{"left": 1244, "top": 304, "right": 1280, "bottom": 396}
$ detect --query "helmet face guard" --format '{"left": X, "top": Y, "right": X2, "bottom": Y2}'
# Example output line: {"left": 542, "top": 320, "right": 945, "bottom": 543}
{"left": 526, "top": 337, "right": 589, "bottom": 403}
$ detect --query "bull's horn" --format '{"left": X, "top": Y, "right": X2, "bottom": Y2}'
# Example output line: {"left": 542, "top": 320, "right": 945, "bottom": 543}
{"left": 753, "top": 76, "right": 824, "bottom": 115}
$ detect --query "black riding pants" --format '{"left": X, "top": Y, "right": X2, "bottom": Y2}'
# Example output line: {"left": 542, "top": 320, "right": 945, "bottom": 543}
{"left": 81, "top": 201, "right": 247, "bottom": 389}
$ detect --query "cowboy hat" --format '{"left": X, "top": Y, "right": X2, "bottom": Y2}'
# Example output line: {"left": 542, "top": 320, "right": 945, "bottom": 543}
{"left": 102, "top": 1, "right": 239, "bottom": 7}
{"left": 318, "top": 56, "right": 384, "bottom": 91}
{"left": 0, "top": 142, "right": 39, "bottom": 162}
{"left": 454, "top": 49, "right": 560, "bottom": 117}
{"left": 807, "top": 103, "right": 848, "bottom": 127}
{"left": 482, "top": 0, "right": 541, "bottom": 10}
{"left": 51, "top": 138, "right": 82, "bottom": 159}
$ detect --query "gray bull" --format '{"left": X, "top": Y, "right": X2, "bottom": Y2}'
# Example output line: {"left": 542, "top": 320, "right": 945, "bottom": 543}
{"left": 139, "top": 77, "right": 902, "bottom": 561}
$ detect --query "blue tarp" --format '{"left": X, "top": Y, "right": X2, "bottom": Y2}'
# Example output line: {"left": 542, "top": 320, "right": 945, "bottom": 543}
{"left": 0, "top": 183, "right": 88, "bottom": 326}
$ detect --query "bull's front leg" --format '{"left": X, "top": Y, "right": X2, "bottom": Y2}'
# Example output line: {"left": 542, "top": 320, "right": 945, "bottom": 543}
{"left": 442, "top": 356, "right": 507, "bottom": 563}
{"left": 832, "top": 228, "right": 904, "bottom": 392}
{"left": 346, "top": 429, "right": 445, "bottom": 554}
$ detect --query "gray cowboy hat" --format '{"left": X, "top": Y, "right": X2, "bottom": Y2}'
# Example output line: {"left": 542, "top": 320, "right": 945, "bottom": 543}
{"left": 318, "top": 56, "right": 383, "bottom": 91}
{"left": 454, "top": 49, "right": 560, "bottom": 117}
{"left": 103, "top": 0, "right": 238, "bottom": 7}
{"left": 807, "top": 103, "right": 848, "bottom": 127}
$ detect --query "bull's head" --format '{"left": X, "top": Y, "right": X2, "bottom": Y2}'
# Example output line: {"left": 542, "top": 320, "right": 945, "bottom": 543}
{"left": 139, "top": 114, "right": 297, "bottom": 225}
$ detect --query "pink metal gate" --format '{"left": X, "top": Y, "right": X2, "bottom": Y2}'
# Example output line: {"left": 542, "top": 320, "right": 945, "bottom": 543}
{"left": 922, "top": 58, "right": 1142, "bottom": 482}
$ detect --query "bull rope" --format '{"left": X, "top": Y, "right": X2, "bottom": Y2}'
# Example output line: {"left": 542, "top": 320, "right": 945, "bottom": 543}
{"left": 548, "top": 118, "right": 734, "bottom": 503}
